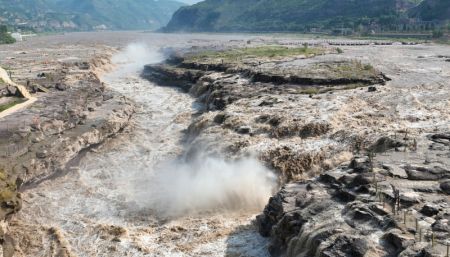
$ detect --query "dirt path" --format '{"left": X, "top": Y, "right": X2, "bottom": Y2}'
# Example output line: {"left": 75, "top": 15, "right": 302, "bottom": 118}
{"left": 0, "top": 67, "right": 36, "bottom": 119}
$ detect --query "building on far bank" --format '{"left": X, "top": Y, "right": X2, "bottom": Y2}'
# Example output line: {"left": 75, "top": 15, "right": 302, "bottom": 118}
{"left": 10, "top": 32, "right": 22, "bottom": 42}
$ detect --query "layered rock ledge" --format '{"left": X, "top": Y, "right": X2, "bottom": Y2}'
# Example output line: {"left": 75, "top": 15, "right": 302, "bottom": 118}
{"left": 142, "top": 44, "right": 450, "bottom": 257}
{"left": 142, "top": 46, "right": 394, "bottom": 182}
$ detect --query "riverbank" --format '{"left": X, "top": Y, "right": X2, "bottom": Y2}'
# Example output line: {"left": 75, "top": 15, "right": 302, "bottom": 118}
{"left": 0, "top": 38, "right": 136, "bottom": 256}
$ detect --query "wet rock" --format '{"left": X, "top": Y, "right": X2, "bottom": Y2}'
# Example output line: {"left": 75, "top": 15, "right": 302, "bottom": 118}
{"left": 420, "top": 204, "right": 439, "bottom": 217}
{"left": 350, "top": 173, "right": 379, "bottom": 186}
{"left": 76, "top": 62, "right": 90, "bottom": 70}
{"left": 430, "top": 132, "right": 450, "bottom": 141}
{"left": 431, "top": 219, "right": 449, "bottom": 233}
{"left": 429, "top": 133, "right": 450, "bottom": 146}
{"left": 142, "top": 64, "right": 203, "bottom": 91}
{"left": 268, "top": 210, "right": 305, "bottom": 255}
{"left": 404, "top": 165, "right": 450, "bottom": 180}
{"left": 319, "top": 171, "right": 344, "bottom": 185}
{"left": 321, "top": 235, "right": 368, "bottom": 257}
{"left": 36, "top": 150, "right": 48, "bottom": 159}
{"left": 348, "top": 156, "right": 370, "bottom": 173}
{"left": 335, "top": 189, "right": 355, "bottom": 202}
{"left": 417, "top": 246, "right": 441, "bottom": 257}
{"left": 382, "top": 164, "right": 408, "bottom": 179}
{"left": 213, "top": 113, "right": 228, "bottom": 124}
{"left": 440, "top": 180, "right": 450, "bottom": 194}
{"left": 399, "top": 194, "right": 420, "bottom": 207}
{"left": 338, "top": 174, "right": 356, "bottom": 186}
{"left": 383, "top": 229, "right": 414, "bottom": 253}
{"left": 55, "top": 83, "right": 67, "bottom": 91}
{"left": 368, "top": 86, "right": 377, "bottom": 92}
{"left": 6, "top": 86, "right": 17, "bottom": 96}
{"left": 369, "top": 137, "right": 406, "bottom": 153}
{"left": 103, "top": 93, "right": 114, "bottom": 101}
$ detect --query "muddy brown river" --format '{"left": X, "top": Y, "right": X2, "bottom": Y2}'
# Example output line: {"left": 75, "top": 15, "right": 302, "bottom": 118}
{"left": 15, "top": 39, "right": 274, "bottom": 257}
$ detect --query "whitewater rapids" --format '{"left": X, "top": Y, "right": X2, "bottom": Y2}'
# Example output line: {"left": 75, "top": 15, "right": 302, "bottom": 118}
{"left": 14, "top": 43, "right": 274, "bottom": 257}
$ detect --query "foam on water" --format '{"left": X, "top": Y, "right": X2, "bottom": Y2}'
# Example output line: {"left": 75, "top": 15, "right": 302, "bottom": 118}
{"left": 17, "top": 42, "right": 273, "bottom": 257}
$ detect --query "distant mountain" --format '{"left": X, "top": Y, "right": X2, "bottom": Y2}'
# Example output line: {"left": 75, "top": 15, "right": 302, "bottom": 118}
{"left": 409, "top": 0, "right": 450, "bottom": 21}
{"left": 0, "top": 0, "right": 185, "bottom": 31}
{"left": 163, "top": 0, "right": 426, "bottom": 32}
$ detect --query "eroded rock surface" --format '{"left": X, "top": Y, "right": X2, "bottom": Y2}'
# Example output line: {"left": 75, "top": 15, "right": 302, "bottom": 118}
{"left": 256, "top": 134, "right": 449, "bottom": 257}
{"left": 0, "top": 44, "right": 135, "bottom": 255}
{"left": 143, "top": 46, "right": 394, "bottom": 182}
{"left": 143, "top": 43, "right": 450, "bottom": 257}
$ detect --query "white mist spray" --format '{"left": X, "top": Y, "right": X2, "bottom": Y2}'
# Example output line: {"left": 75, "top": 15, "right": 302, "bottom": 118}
{"left": 106, "top": 43, "right": 277, "bottom": 219}
{"left": 130, "top": 154, "right": 277, "bottom": 218}
{"left": 110, "top": 42, "right": 164, "bottom": 75}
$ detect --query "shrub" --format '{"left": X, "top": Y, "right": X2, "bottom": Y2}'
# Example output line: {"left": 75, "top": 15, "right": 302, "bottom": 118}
{"left": 432, "top": 30, "right": 444, "bottom": 39}
{"left": 336, "top": 48, "right": 344, "bottom": 54}
{"left": 0, "top": 25, "right": 16, "bottom": 44}
{"left": 364, "top": 64, "right": 374, "bottom": 70}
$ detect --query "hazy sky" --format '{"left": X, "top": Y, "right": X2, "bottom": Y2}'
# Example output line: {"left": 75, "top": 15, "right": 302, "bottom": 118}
{"left": 179, "top": 0, "right": 203, "bottom": 4}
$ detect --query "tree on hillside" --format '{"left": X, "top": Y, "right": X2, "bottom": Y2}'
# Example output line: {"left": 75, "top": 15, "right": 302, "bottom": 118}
{"left": 0, "top": 25, "right": 16, "bottom": 44}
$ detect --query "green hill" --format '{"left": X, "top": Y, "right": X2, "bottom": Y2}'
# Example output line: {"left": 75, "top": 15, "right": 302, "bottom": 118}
{"left": 409, "top": 0, "right": 450, "bottom": 21}
{"left": 163, "top": 0, "right": 425, "bottom": 32}
{"left": 0, "top": 0, "right": 185, "bottom": 31}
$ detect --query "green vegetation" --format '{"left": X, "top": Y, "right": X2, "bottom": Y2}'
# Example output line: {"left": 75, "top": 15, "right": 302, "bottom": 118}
{"left": 0, "top": 189, "right": 14, "bottom": 201}
{"left": 0, "top": 99, "right": 25, "bottom": 113}
{"left": 0, "top": 25, "right": 16, "bottom": 44}
{"left": 432, "top": 29, "right": 444, "bottom": 38}
{"left": 299, "top": 88, "right": 320, "bottom": 95}
{"left": 165, "top": 0, "right": 449, "bottom": 34}
{"left": 0, "top": 168, "right": 17, "bottom": 203}
{"left": 0, "top": 169, "right": 6, "bottom": 181}
{"left": 409, "top": 0, "right": 450, "bottom": 21}
{"left": 187, "top": 46, "right": 323, "bottom": 61}
{"left": 312, "top": 60, "right": 379, "bottom": 79}
{"left": 364, "top": 64, "right": 374, "bottom": 70}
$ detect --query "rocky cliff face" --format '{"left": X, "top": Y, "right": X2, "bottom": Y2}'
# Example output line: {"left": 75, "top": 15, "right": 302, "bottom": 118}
{"left": 257, "top": 133, "right": 449, "bottom": 256}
